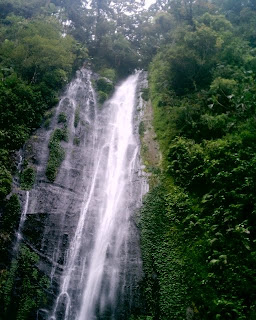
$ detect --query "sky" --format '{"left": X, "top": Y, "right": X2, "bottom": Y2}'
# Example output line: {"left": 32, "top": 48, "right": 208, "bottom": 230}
{"left": 144, "top": 0, "right": 156, "bottom": 9}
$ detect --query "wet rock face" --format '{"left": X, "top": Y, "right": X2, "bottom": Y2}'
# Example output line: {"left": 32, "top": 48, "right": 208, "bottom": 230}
{"left": 21, "top": 69, "right": 148, "bottom": 320}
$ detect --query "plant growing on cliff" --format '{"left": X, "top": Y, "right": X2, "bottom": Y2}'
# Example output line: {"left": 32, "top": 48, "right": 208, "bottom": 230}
{"left": 0, "top": 166, "right": 12, "bottom": 200}
{"left": 58, "top": 112, "right": 67, "bottom": 124}
{"left": 46, "top": 128, "right": 68, "bottom": 182}
{"left": 74, "top": 106, "right": 80, "bottom": 128}
{"left": 1, "top": 245, "right": 49, "bottom": 320}
{"left": 20, "top": 167, "right": 35, "bottom": 190}
{"left": 96, "top": 77, "right": 114, "bottom": 104}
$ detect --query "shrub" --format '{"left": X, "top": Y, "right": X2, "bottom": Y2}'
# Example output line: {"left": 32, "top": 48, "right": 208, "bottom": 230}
{"left": 99, "top": 68, "right": 116, "bottom": 82}
{"left": 73, "top": 137, "right": 80, "bottom": 146}
{"left": 20, "top": 167, "right": 35, "bottom": 190}
{"left": 98, "top": 91, "right": 108, "bottom": 104}
{"left": 141, "top": 88, "right": 149, "bottom": 101}
{"left": 74, "top": 106, "right": 80, "bottom": 128}
{"left": 1, "top": 194, "right": 21, "bottom": 233}
{"left": 58, "top": 112, "right": 67, "bottom": 124}
{"left": 43, "top": 118, "right": 51, "bottom": 129}
{"left": 96, "top": 78, "right": 114, "bottom": 94}
{"left": 139, "top": 121, "right": 146, "bottom": 137}
{"left": 46, "top": 128, "right": 68, "bottom": 182}
{"left": 0, "top": 166, "right": 12, "bottom": 200}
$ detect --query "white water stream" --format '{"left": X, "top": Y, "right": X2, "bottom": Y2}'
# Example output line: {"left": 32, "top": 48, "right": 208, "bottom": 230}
{"left": 14, "top": 191, "right": 30, "bottom": 253}
{"left": 47, "top": 71, "right": 144, "bottom": 320}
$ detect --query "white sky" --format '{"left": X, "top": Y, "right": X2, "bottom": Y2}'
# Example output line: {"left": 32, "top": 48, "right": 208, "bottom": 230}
{"left": 83, "top": 1, "right": 157, "bottom": 10}
{"left": 144, "top": 0, "right": 156, "bottom": 9}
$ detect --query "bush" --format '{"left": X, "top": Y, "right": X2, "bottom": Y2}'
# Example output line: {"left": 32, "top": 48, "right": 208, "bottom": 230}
{"left": 98, "top": 91, "right": 108, "bottom": 104}
{"left": 99, "top": 68, "right": 116, "bottom": 82}
{"left": 73, "top": 137, "right": 80, "bottom": 146}
{"left": 43, "top": 118, "right": 51, "bottom": 129}
{"left": 0, "top": 166, "right": 12, "bottom": 200}
{"left": 1, "top": 194, "right": 21, "bottom": 233}
{"left": 58, "top": 112, "right": 67, "bottom": 124}
{"left": 139, "top": 121, "right": 146, "bottom": 137}
{"left": 141, "top": 88, "right": 149, "bottom": 101}
{"left": 74, "top": 106, "right": 80, "bottom": 128}
{"left": 46, "top": 128, "right": 68, "bottom": 182}
{"left": 96, "top": 78, "right": 114, "bottom": 95}
{"left": 20, "top": 167, "right": 35, "bottom": 190}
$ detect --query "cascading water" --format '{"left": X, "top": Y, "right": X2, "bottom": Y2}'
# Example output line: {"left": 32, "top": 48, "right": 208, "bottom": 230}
{"left": 50, "top": 72, "right": 143, "bottom": 320}
{"left": 20, "top": 69, "right": 147, "bottom": 320}
{"left": 77, "top": 73, "right": 141, "bottom": 320}
{"left": 14, "top": 191, "right": 29, "bottom": 253}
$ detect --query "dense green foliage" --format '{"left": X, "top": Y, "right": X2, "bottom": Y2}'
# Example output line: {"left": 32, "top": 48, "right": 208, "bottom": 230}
{"left": 1, "top": 0, "right": 256, "bottom": 319}
{"left": 138, "top": 1, "right": 256, "bottom": 319}
{"left": 139, "top": 185, "right": 188, "bottom": 319}
{"left": 0, "top": 6, "right": 85, "bottom": 314}
{"left": 0, "top": 10, "right": 87, "bottom": 211}
{"left": 20, "top": 167, "right": 35, "bottom": 190}
{"left": 46, "top": 128, "right": 68, "bottom": 182}
{"left": 95, "top": 77, "right": 114, "bottom": 104}
{"left": 0, "top": 2, "right": 88, "bottom": 193}
{"left": 1, "top": 245, "right": 49, "bottom": 320}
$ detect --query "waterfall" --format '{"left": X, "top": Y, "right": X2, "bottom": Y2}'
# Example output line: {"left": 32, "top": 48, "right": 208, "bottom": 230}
{"left": 14, "top": 191, "right": 30, "bottom": 253}
{"left": 23, "top": 69, "right": 146, "bottom": 320}
{"left": 47, "top": 72, "right": 144, "bottom": 320}
{"left": 77, "top": 73, "right": 141, "bottom": 320}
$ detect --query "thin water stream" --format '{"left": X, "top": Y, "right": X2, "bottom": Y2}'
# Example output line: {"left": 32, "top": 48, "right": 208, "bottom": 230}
{"left": 14, "top": 191, "right": 29, "bottom": 253}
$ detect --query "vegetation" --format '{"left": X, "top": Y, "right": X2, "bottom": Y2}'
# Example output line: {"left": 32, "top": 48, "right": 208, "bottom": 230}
{"left": 58, "top": 112, "right": 67, "bottom": 124}
{"left": 20, "top": 167, "right": 35, "bottom": 190}
{"left": 138, "top": 1, "right": 256, "bottom": 319}
{"left": 74, "top": 106, "right": 80, "bottom": 128}
{"left": 1, "top": 0, "right": 256, "bottom": 319}
{"left": 95, "top": 77, "right": 114, "bottom": 104}
{"left": 46, "top": 128, "right": 68, "bottom": 182}
{"left": 73, "top": 137, "right": 80, "bottom": 146}
{"left": 1, "top": 245, "right": 49, "bottom": 320}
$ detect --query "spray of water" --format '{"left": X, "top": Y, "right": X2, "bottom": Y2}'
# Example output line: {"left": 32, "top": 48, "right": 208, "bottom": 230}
{"left": 42, "top": 70, "right": 145, "bottom": 320}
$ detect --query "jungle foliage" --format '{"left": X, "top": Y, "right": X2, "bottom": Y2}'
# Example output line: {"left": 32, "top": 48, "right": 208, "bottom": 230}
{"left": 0, "top": 0, "right": 256, "bottom": 319}
{"left": 140, "top": 1, "right": 256, "bottom": 319}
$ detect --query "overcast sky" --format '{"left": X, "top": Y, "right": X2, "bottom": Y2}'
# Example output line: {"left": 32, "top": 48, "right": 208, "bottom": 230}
{"left": 144, "top": 0, "right": 156, "bottom": 9}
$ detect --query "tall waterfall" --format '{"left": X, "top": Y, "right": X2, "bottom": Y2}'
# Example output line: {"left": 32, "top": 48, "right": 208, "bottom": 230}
{"left": 21, "top": 69, "right": 147, "bottom": 320}
{"left": 77, "top": 73, "right": 141, "bottom": 320}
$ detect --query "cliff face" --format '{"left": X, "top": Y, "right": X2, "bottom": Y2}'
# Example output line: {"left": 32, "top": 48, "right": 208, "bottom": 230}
{"left": 16, "top": 69, "right": 148, "bottom": 319}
